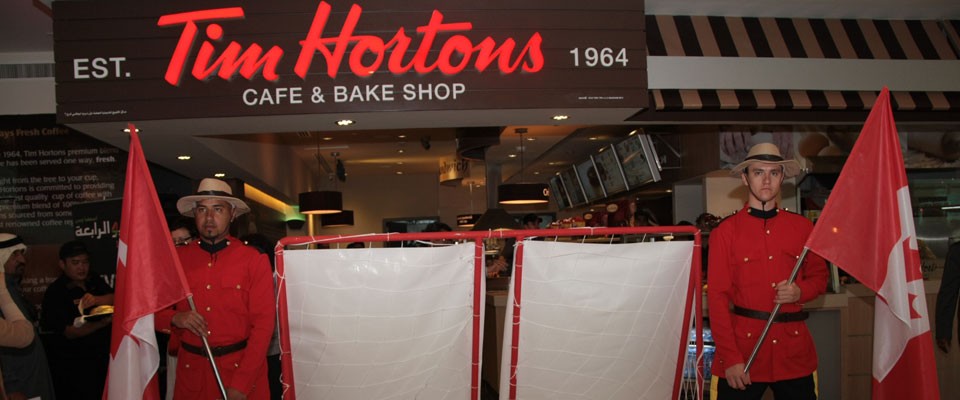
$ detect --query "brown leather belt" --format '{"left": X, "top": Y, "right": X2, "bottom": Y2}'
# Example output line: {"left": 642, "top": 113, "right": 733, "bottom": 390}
{"left": 181, "top": 339, "right": 247, "bottom": 357}
{"left": 733, "top": 306, "right": 808, "bottom": 323}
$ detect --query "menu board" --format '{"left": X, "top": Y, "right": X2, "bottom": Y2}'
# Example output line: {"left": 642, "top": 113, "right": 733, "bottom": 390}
{"left": 614, "top": 134, "right": 660, "bottom": 189}
{"left": 575, "top": 158, "right": 606, "bottom": 202}
{"left": 548, "top": 175, "right": 571, "bottom": 210}
{"left": 591, "top": 146, "right": 628, "bottom": 195}
{"left": 559, "top": 167, "right": 587, "bottom": 206}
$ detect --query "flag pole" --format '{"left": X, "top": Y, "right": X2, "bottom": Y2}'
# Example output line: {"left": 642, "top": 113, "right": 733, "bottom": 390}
{"left": 744, "top": 247, "right": 810, "bottom": 374}
{"left": 186, "top": 295, "right": 229, "bottom": 400}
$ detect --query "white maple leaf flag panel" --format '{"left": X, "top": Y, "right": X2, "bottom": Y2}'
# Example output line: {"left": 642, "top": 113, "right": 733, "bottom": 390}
{"left": 501, "top": 240, "right": 694, "bottom": 400}
{"left": 283, "top": 243, "right": 479, "bottom": 400}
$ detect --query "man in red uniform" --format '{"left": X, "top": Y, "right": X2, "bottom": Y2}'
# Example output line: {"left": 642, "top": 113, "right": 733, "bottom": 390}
{"left": 157, "top": 178, "right": 275, "bottom": 400}
{"left": 708, "top": 143, "right": 828, "bottom": 400}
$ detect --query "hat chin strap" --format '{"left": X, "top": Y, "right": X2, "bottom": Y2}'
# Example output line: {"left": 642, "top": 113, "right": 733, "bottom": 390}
{"left": 747, "top": 183, "right": 780, "bottom": 211}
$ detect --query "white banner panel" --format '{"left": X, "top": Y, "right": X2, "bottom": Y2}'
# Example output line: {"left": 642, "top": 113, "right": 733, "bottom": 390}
{"left": 500, "top": 240, "right": 694, "bottom": 400}
{"left": 283, "top": 243, "right": 479, "bottom": 399}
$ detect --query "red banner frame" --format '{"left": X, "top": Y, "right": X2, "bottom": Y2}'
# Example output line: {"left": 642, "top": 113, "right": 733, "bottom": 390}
{"left": 275, "top": 226, "right": 702, "bottom": 400}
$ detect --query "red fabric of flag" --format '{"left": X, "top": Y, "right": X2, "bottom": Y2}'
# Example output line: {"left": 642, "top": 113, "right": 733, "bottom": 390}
{"left": 104, "top": 124, "right": 191, "bottom": 399}
{"left": 804, "top": 88, "right": 939, "bottom": 399}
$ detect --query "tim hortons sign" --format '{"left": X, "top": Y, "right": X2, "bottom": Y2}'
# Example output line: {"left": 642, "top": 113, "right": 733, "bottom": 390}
{"left": 54, "top": 0, "right": 646, "bottom": 123}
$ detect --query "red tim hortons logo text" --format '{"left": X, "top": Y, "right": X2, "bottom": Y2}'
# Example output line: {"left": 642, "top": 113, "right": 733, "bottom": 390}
{"left": 157, "top": 1, "right": 546, "bottom": 86}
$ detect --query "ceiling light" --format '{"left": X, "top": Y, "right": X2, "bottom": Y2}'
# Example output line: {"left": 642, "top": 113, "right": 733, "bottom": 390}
{"left": 589, "top": 137, "right": 598, "bottom": 141}
{"left": 323, "top": 137, "right": 333, "bottom": 141}
{"left": 552, "top": 115, "right": 569, "bottom": 121}
{"left": 214, "top": 173, "right": 226, "bottom": 178}
{"left": 526, "top": 137, "right": 536, "bottom": 141}
{"left": 398, "top": 134, "right": 407, "bottom": 139}
{"left": 629, "top": 129, "right": 638, "bottom": 136}
{"left": 508, "top": 154, "right": 517, "bottom": 158}
{"left": 398, "top": 149, "right": 404, "bottom": 154}
{"left": 336, "top": 119, "right": 355, "bottom": 126}
{"left": 396, "top": 171, "right": 404, "bottom": 175}
{"left": 177, "top": 155, "right": 191, "bottom": 160}
{"left": 397, "top": 162, "right": 404, "bottom": 165}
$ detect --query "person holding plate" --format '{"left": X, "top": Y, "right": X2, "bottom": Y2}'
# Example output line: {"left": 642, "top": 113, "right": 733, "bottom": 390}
{"left": 41, "top": 240, "right": 114, "bottom": 400}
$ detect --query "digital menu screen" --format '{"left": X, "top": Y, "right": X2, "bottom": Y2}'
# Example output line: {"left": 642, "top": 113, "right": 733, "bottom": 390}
{"left": 614, "top": 134, "right": 658, "bottom": 189}
{"left": 590, "top": 146, "right": 628, "bottom": 195}
{"left": 559, "top": 167, "right": 587, "bottom": 206}
{"left": 575, "top": 158, "right": 606, "bottom": 202}
{"left": 548, "top": 175, "right": 571, "bottom": 209}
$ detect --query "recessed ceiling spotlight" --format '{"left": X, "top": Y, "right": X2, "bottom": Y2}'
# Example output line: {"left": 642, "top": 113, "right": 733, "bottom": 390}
{"left": 547, "top": 161, "right": 561, "bottom": 166}
{"left": 552, "top": 115, "right": 569, "bottom": 121}
{"left": 397, "top": 161, "right": 404, "bottom": 165}
{"left": 177, "top": 155, "right": 191, "bottom": 160}
{"left": 336, "top": 119, "right": 355, "bottom": 126}
{"left": 398, "top": 149, "right": 404, "bottom": 154}
{"left": 533, "top": 171, "right": 540, "bottom": 175}
{"left": 214, "top": 173, "right": 226, "bottom": 178}
{"left": 323, "top": 137, "right": 333, "bottom": 141}
{"left": 526, "top": 137, "right": 536, "bottom": 141}
{"left": 398, "top": 134, "right": 407, "bottom": 139}
{"left": 589, "top": 137, "right": 598, "bottom": 141}
{"left": 628, "top": 129, "right": 638, "bottom": 136}
{"left": 396, "top": 171, "right": 404, "bottom": 175}
{"left": 508, "top": 154, "right": 517, "bottom": 158}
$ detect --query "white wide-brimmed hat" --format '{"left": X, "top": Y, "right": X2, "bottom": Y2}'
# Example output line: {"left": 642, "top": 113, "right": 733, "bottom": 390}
{"left": 176, "top": 178, "right": 251, "bottom": 217}
{"left": 730, "top": 143, "right": 802, "bottom": 178}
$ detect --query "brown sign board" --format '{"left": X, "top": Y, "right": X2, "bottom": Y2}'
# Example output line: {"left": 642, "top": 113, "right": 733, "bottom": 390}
{"left": 53, "top": 0, "right": 646, "bottom": 124}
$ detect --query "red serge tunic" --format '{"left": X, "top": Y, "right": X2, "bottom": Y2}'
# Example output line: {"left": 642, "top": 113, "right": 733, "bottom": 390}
{"left": 707, "top": 205, "right": 828, "bottom": 382}
{"left": 156, "top": 237, "right": 275, "bottom": 399}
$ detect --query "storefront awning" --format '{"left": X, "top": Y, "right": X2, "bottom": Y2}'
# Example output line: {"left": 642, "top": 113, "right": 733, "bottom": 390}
{"left": 647, "top": 15, "right": 959, "bottom": 60}
{"left": 638, "top": 16, "right": 960, "bottom": 121}
{"left": 651, "top": 89, "right": 960, "bottom": 112}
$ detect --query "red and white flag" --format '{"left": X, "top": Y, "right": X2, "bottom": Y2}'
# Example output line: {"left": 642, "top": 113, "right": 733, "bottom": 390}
{"left": 104, "top": 124, "right": 191, "bottom": 399}
{"left": 805, "top": 88, "right": 939, "bottom": 399}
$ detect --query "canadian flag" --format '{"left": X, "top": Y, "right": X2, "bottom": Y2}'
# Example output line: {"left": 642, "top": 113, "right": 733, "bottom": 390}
{"left": 103, "top": 125, "right": 191, "bottom": 399}
{"left": 805, "top": 88, "right": 939, "bottom": 399}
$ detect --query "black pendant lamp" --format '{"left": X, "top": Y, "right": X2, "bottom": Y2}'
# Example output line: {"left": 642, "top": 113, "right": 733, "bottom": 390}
{"left": 299, "top": 191, "right": 342, "bottom": 215}
{"left": 457, "top": 183, "right": 483, "bottom": 228}
{"left": 299, "top": 134, "right": 344, "bottom": 215}
{"left": 320, "top": 209, "right": 354, "bottom": 227}
{"left": 498, "top": 183, "right": 549, "bottom": 205}
{"left": 498, "top": 129, "right": 549, "bottom": 205}
{"left": 456, "top": 213, "right": 482, "bottom": 228}
{"left": 471, "top": 208, "right": 520, "bottom": 231}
